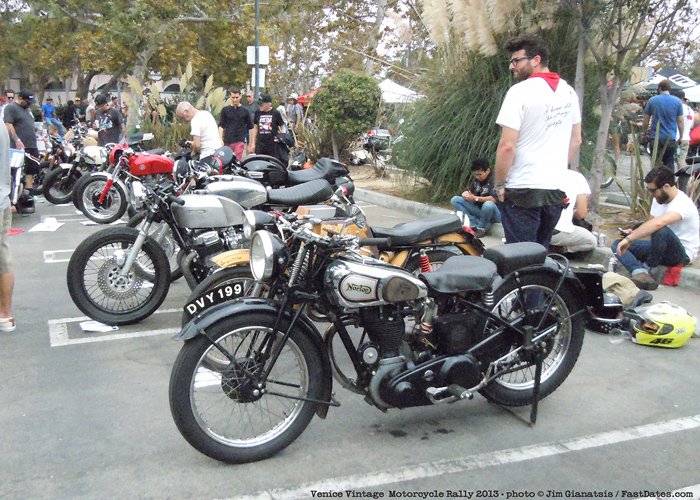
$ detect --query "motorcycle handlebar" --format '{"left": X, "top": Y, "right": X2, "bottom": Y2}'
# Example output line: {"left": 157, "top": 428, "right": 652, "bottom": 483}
{"left": 168, "top": 194, "right": 186, "bottom": 206}
{"left": 358, "top": 237, "right": 391, "bottom": 247}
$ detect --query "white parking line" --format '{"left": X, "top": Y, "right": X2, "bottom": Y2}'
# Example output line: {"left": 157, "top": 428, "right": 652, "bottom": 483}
{"left": 231, "top": 414, "right": 700, "bottom": 500}
{"left": 48, "top": 308, "right": 183, "bottom": 347}
{"left": 43, "top": 249, "right": 74, "bottom": 263}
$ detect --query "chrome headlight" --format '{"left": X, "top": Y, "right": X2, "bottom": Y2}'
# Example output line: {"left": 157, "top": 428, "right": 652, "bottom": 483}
{"left": 250, "top": 230, "right": 287, "bottom": 281}
{"left": 243, "top": 210, "right": 276, "bottom": 240}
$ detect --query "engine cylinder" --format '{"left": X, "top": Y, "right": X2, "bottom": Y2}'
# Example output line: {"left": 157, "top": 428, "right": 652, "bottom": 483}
{"left": 360, "top": 307, "right": 404, "bottom": 357}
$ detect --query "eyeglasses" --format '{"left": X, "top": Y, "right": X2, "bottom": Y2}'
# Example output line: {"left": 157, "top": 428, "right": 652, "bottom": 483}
{"left": 646, "top": 186, "right": 660, "bottom": 193}
{"left": 6, "top": 96, "right": 14, "bottom": 100}
{"left": 509, "top": 56, "right": 532, "bottom": 66}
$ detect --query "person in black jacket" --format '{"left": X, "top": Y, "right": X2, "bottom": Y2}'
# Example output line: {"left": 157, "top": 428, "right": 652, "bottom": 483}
{"left": 451, "top": 158, "right": 501, "bottom": 238}
{"left": 62, "top": 100, "right": 78, "bottom": 131}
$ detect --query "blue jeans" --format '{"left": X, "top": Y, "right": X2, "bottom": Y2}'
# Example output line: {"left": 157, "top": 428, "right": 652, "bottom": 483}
{"left": 46, "top": 117, "right": 65, "bottom": 136}
{"left": 499, "top": 200, "right": 563, "bottom": 248}
{"left": 450, "top": 196, "right": 501, "bottom": 229}
{"left": 611, "top": 226, "right": 689, "bottom": 274}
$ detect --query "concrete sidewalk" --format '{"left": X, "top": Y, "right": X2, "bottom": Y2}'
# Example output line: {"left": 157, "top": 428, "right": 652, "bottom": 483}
{"left": 355, "top": 187, "right": 700, "bottom": 293}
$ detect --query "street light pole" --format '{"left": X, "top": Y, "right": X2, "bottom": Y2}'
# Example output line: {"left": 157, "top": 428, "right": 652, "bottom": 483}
{"left": 254, "top": 0, "right": 260, "bottom": 100}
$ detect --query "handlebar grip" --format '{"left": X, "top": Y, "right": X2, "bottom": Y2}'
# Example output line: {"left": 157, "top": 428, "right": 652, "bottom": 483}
{"left": 168, "top": 195, "right": 186, "bottom": 206}
{"left": 358, "top": 237, "right": 391, "bottom": 247}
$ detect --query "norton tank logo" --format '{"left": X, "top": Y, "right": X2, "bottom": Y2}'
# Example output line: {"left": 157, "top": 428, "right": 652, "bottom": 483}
{"left": 340, "top": 275, "right": 377, "bottom": 301}
{"left": 346, "top": 283, "right": 371, "bottom": 294}
{"left": 248, "top": 172, "right": 264, "bottom": 178}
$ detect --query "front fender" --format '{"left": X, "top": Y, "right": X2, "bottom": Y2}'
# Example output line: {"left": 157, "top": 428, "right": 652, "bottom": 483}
{"left": 174, "top": 297, "right": 335, "bottom": 418}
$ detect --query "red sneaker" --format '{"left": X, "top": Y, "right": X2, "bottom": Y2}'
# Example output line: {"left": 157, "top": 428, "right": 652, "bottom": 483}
{"left": 663, "top": 265, "right": 683, "bottom": 286}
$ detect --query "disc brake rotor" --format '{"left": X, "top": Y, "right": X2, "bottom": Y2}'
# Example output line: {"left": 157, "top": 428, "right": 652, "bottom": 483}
{"left": 97, "top": 256, "right": 143, "bottom": 299}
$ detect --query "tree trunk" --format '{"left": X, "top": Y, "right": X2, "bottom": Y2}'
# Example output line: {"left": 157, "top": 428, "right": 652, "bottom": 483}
{"left": 99, "top": 60, "right": 131, "bottom": 97}
{"left": 571, "top": 35, "right": 587, "bottom": 172}
{"left": 76, "top": 70, "right": 99, "bottom": 100}
{"left": 364, "top": 0, "right": 388, "bottom": 75}
{"left": 588, "top": 82, "right": 620, "bottom": 212}
{"left": 331, "top": 131, "right": 340, "bottom": 161}
{"left": 126, "top": 42, "right": 158, "bottom": 132}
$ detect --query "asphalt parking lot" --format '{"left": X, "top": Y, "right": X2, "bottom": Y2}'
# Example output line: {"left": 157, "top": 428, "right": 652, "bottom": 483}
{"left": 1, "top": 198, "right": 699, "bottom": 500}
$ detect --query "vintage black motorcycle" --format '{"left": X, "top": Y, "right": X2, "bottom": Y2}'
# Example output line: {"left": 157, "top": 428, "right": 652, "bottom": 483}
{"left": 169, "top": 214, "right": 604, "bottom": 463}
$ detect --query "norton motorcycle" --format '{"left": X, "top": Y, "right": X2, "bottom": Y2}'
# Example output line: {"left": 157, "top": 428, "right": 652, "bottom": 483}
{"left": 168, "top": 214, "right": 604, "bottom": 463}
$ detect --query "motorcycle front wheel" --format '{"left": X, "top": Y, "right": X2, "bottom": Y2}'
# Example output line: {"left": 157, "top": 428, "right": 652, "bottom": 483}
{"left": 67, "top": 227, "right": 171, "bottom": 325}
{"left": 478, "top": 273, "right": 584, "bottom": 407}
{"left": 169, "top": 312, "right": 323, "bottom": 463}
{"left": 42, "top": 168, "right": 82, "bottom": 205}
{"left": 78, "top": 175, "right": 128, "bottom": 224}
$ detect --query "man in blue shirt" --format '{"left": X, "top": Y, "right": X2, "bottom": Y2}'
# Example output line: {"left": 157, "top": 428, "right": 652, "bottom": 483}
{"left": 41, "top": 97, "right": 65, "bottom": 136}
{"left": 642, "top": 79, "right": 683, "bottom": 170}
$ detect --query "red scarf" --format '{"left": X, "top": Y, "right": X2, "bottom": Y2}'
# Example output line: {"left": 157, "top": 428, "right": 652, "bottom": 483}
{"left": 529, "top": 72, "right": 560, "bottom": 91}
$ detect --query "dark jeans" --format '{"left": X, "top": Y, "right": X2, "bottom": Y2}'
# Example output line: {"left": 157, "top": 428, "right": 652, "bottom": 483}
{"left": 499, "top": 200, "right": 563, "bottom": 248}
{"left": 652, "top": 138, "right": 677, "bottom": 170}
{"left": 611, "top": 226, "right": 689, "bottom": 274}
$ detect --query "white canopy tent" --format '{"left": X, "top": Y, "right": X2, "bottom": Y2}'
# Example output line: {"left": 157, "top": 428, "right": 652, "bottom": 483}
{"left": 683, "top": 85, "right": 700, "bottom": 103}
{"left": 379, "top": 79, "right": 422, "bottom": 104}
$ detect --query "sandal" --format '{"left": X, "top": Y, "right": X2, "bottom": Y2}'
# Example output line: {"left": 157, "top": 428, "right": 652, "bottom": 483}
{"left": 0, "top": 317, "right": 16, "bottom": 332}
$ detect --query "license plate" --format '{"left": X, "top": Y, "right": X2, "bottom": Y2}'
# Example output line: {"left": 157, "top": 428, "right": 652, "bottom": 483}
{"left": 183, "top": 281, "right": 247, "bottom": 320}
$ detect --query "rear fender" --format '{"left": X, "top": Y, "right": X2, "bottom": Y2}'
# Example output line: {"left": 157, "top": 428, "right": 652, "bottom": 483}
{"left": 174, "top": 298, "right": 335, "bottom": 418}
{"left": 497, "top": 260, "right": 589, "bottom": 315}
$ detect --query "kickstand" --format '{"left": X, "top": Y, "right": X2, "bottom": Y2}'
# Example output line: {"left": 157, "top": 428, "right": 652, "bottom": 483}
{"left": 529, "top": 346, "right": 544, "bottom": 427}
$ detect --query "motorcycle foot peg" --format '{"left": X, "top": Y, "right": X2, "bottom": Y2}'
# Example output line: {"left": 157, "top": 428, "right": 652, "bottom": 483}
{"left": 426, "top": 385, "right": 472, "bottom": 404}
{"left": 448, "top": 384, "right": 473, "bottom": 400}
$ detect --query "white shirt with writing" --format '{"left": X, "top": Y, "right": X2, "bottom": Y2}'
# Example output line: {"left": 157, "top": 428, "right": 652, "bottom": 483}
{"left": 496, "top": 77, "right": 581, "bottom": 190}
{"left": 650, "top": 190, "right": 700, "bottom": 262}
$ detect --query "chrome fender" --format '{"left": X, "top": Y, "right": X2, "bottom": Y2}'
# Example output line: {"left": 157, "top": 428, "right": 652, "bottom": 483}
{"left": 174, "top": 297, "right": 335, "bottom": 418}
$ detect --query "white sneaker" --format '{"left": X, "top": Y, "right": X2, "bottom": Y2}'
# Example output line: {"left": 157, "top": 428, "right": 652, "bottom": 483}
{"left": 0, "top": 317, "right": 16, "bottom": 332}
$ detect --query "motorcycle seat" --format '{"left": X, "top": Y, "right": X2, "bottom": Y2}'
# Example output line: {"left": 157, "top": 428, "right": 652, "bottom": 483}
{"left": 266, "top": 179, "right": 334, "bottom": 206}
{"left": 371, "top": 214, "right": 463, "bottom": 246}
{"left": 145, "top": 148, "right": 165, "bottom": 155}
{"left": 286, "top": 158, "right": 350, "bottom": 185}
{"left": 483, "top": 242, "right": 547, "bottom": 277}
{"left": 419, "top": 255, "right": 497, "bottom": 293}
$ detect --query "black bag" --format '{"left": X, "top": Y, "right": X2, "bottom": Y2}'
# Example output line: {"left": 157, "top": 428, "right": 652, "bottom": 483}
{"left": 573, "top": 217, "right": 593, "bottom": 232}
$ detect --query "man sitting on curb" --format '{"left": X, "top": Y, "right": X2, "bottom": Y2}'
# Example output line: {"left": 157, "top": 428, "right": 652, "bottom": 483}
{"left": 612, "top": 167, "right": 699, "bottom": 290}
{"left": 549, "top": 168, "right": 597, "bottom": 254}
{"left": 451, "top": 158, "right": 501, "bottom": 238}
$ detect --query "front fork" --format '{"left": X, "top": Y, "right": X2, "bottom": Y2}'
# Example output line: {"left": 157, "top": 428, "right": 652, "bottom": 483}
{"left": 118, "top": 220, "right": 152, "bottom": 277}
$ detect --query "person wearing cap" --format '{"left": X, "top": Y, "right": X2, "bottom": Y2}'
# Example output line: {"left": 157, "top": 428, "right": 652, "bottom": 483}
{"left": 218, "top": 89, "right": 253, "bottom": 161}
{"left": 4, "top": 90, "right": 41, "bottom": 203}
{"left": 176, "top": 101, "right": 223, "bottom": 159}
{"left": 41, "top": 97, "right": 65, "bottom": 136}
{"left": 249, "top": 93, "right": 286, "bottom": 161}
{"left": 93, "top": 94, "right": 125, "bottom": 146}
{"left": 286, "top": 93, "right": 303, "bottom": 130}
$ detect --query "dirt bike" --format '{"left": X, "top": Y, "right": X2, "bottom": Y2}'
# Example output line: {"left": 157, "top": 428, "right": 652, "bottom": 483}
{"left": 66, "top": 176, "right": 340, "bottom": 326}
{"left": 169, "top": 214, "right": 604, "bottom": 463}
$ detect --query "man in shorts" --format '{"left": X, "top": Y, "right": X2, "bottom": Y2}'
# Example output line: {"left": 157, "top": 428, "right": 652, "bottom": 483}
{"left": 0, "top": 122, "right": 15, "bottom": 332}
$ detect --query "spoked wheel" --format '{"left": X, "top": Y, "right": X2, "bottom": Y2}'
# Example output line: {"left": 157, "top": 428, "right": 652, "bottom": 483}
{"left": 78, "top": 175, "right": 128, "bottom": 224}
{"left": 169, "top": 312, "right": 323, "bottom": 463}
{"left": 126, "top": 211, "right": 183, "bottom": 282}
{"left": 478, "top": 274, "right": 584, "bottom": 407}
{"left": 67, "top": 227, "right": 171, "bottom": 325}
{"left": 42, "top": 168, "right": 82, "bottom": 205}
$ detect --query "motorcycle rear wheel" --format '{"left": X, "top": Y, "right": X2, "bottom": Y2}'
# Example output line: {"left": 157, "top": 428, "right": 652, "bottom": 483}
{"left": 403, "top": 249, "right": 459, "bottom": 275}
{"left": 478, "top": 274, "right": 584, "bottom": 407}
{"left": 169, "top": 312, "right": 323, "bottom": 463}
{"left": 78, "top": 175, "right": 128, "bottom": 224}
{"left": 42, "top": 168, "right": 82, "bottom": 205}
{"left": 67, "top": 227, "right": 171, "bottom": 325}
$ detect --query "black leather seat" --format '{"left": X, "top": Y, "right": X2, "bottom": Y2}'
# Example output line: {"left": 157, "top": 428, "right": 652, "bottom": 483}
{"left": 420, "top": 255, "right": 498, "bottom": 293}
{"left": 483, "top": 242, "right": 547, "bottom": 277}
{"left": 371, "top": 214, "right": 463, "bottom": 246}
{"left": 286, "top": 158, "right": 350, "bottom": 185}
{"left": 266, "top": 179, "right": 334, "bottom": 206}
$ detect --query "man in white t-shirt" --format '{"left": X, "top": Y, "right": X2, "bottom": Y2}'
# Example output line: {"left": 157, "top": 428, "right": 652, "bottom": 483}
{"left": 675, "top": 90, "right": 694, "bottom": 169}
{"left": 550, "top": 169, "right": 597, "bottom": 253}
{"left": 494, "top": 34, "right": 582, "bottom": 248}
{"left": 176, "top": 101, "right": 222, "bottom": 159}
{"left": 613, "top": 167, "right": 699, "bottom": 290}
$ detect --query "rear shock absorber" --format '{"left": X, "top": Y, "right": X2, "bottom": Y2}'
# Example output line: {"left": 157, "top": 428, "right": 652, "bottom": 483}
{"left": 419, "top": 249, "right": 431, "bottom": 273}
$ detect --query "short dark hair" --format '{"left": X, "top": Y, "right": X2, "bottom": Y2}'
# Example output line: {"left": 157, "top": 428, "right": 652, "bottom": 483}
{"left": 95, "top": 94, "right": 108, "bottom": 106}
{"left": 504, "top": 34, "right": 549, "bottom": 67}
{"left": 645, "top": 167, "right": 676, "bottom": 188}
{"left": 658, "top": 79, "right": 673, "bottom": 92}
{"left": 471, "top": 158, "right": 490, "bottom": 173}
